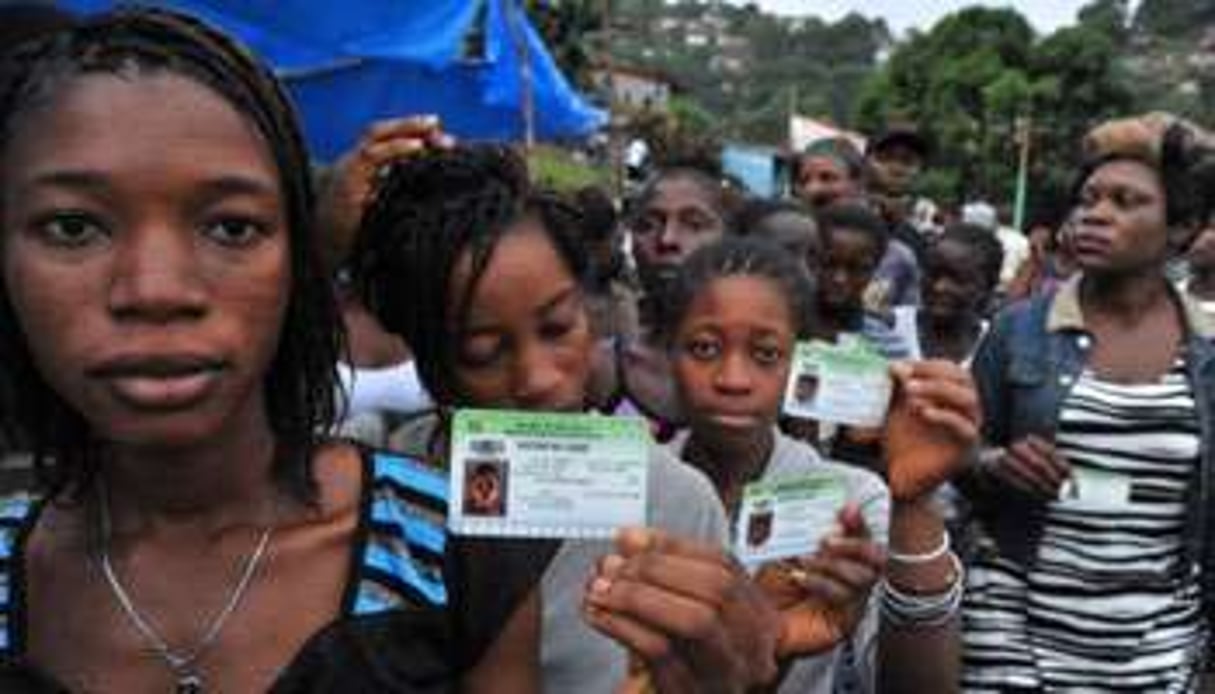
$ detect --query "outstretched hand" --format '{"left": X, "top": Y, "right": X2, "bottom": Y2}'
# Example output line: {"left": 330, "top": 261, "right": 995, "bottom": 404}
{"left": 883, "top": 360, "right": 980, "bottom": 502}
{"left": 754, "top": 503, "right": 884, "bottom": 658}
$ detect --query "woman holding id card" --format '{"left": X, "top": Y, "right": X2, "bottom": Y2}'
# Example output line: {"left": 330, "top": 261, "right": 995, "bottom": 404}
{"left": 351, "top": 145, "right": 780, "bottom": 692}
{"left": 663, "top": 237, "right": 980, "bottom": 692}
{"left": 961, "top": 115, "right": 1215, "bottom": 691}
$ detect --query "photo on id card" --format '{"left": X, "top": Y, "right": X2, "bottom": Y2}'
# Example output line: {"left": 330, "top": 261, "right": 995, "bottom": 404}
{"left": 782, "top": 340, "right": 892, "bottom": 427}
{"left": 783, "top": 341, "right": 829, "bottom": 420}
{"left": 735, "top": 472, "right": 848, "bottom": 567}
{"left": 462, "top": 443, "right": 509, "bottom": 518}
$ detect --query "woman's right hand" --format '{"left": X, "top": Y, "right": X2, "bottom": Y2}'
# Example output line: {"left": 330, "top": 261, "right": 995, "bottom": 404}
{"left": 884, "top": 360, "right": 981, "bottom": 502}
{"left": 584, "top": 528, "right": 781, "bottom": 693}
{"left": 984, "top": 434, "right": 1070, "bottom": 500}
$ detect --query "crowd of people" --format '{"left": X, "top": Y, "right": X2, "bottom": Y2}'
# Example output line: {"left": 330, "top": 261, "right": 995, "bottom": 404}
{"left": 1, "top": 5, "right": 1215, "bottom": 693}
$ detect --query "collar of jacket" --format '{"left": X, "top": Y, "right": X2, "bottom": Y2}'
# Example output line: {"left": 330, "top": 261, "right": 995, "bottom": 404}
{"left": 1045, "top": 273, "right": 1215, "bottom": 339}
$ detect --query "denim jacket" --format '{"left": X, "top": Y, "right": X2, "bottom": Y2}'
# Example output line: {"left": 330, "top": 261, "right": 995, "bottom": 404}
{"left": 964, "top": 275, "right": 1215, "bottom": 612}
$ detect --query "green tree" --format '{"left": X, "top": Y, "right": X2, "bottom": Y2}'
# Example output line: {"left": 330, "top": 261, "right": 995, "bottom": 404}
{"left": 607, "top": 1, "right": 887, "bottom": 146}
{"left": 855, "top": 7, "right": 1036, "bottom": 200}
{"left": 1077, "top": 0, "right": 1130, "bottom": 42}
{"left": 1134, "top": 0, "right": 1215, "bottom": 39}
{"left": 855, "top": 7, "right": 1134, "bottom": 210}
{"left": 1028, "top": 25, "right": 1133, "bottom": 207}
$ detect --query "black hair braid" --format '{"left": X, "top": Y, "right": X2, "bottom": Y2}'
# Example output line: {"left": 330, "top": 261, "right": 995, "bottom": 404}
{"left": 0, "top": 8, "right": 342, "bottom": 502}
{"left": 666, "top": 236, "right": 817, "bottom": 343}
{"left": 0, "top": 4, "right": 74, "bottom": 56}
{"left": 353, "top": 145, "right": 589, "bottom": 407}
{"left": 353, "top": 146, "right": 526, "bottom": 405}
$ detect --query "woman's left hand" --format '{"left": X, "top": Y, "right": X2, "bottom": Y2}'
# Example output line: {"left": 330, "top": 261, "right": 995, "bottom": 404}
{"left": 316, "top": 115, "right": 454, "bottom": 261}
{"left": 883, "top": 360, "right": 981, "bottom": 502}
{"left": 754, "top": 503, "right": 885, "bottom": 657}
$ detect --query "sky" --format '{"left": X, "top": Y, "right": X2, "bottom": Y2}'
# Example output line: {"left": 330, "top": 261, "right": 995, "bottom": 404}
{"left": 740, "top": 1, "right": 1133, "bottom": 36}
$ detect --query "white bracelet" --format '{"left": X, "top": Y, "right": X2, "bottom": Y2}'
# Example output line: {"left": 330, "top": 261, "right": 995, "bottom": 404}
{"left": 881, "top": 552, "right": 965, "bottom": 627}
{"left": 887, "top": 529, "right": 950, "bottom": 564}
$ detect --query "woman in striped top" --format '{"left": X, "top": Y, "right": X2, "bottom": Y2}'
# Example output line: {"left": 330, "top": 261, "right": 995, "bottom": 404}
{"left": 961, "top": 115, "right": 1215, "bottom": 691}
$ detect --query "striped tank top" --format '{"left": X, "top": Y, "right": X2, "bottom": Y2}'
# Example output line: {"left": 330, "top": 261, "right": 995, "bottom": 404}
{"left": 963, "top": 362, "right": 1207, "bottom": 692}
{"left": 0, "top": 448, "right": 449, "bottom": 655}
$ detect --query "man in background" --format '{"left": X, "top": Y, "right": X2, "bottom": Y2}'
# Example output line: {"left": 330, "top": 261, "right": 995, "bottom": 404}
{"left": 863, "top": 126, "right": 930, "bottom": 315}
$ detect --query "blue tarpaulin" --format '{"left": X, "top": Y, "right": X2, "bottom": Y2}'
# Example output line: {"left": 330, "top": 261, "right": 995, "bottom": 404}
{"left": 722, "top": 144, "right": 783, "bottom": 198}
{"left": 59, "top": 0, "right": 606, "bottom": 160}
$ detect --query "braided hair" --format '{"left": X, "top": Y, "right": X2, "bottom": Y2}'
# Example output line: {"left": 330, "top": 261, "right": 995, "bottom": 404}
{"left": 0, "top": 4, "right": 74, "bottom": 55}
{"left": 351, "top": 145, "right": 587, "bottom": 405}
{"left": 0, "top": 8, "right": 342, "bottom": 502}
{"left": 666, "top": 236, "right": 817, "bottom": 343}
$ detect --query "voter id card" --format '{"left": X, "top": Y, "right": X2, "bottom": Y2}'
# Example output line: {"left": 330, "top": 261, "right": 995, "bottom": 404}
{"left": 735, "top": 472, "right": 848, "bottom": 566}
{"left": 783, "top": 340, "right": 893, "bottom": 427}
{"left": 449, "top": 409, "right": 649, "bottom": 539}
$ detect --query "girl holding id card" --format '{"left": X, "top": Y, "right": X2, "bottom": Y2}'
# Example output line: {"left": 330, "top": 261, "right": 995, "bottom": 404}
{"left": 664, "top": 237, "right": 980, "bottom": 692}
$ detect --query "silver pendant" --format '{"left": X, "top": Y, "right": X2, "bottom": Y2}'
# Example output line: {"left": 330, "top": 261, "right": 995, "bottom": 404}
{"left": 175, "top": 673, "right": 203, "bottom": 694}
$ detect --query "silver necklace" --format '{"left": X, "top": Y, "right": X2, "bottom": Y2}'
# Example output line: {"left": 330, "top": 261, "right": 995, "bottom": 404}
{"left": 95, "top": 483, "right": 274, "bottom": 694}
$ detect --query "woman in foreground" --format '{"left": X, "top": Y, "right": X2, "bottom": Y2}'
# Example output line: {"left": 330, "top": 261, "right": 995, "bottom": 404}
{"left": 0, "top": 9, "right": 542, "bottom": 692}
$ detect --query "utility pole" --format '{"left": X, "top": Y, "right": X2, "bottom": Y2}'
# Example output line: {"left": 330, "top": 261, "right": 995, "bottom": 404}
{"left": 602, "top": 0, "right": 623, "bottom": 198}
{"left": 508, "top": 0, "right": 536, "bottom": 149}
{"left": 1012, "top": 113, "right": 1032, "bottom": 231}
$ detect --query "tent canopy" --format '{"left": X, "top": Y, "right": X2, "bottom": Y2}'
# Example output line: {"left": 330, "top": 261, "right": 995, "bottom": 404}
{"left": 61, "top": 0, "right": 607, "bottom": 160}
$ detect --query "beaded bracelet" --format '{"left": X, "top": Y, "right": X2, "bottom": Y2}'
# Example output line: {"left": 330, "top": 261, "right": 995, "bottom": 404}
{"left": 880, "top": 552, "right": 965, "bottom": 627}
{"left": 887, "top": 529, "right": 951, "bottom": 565}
